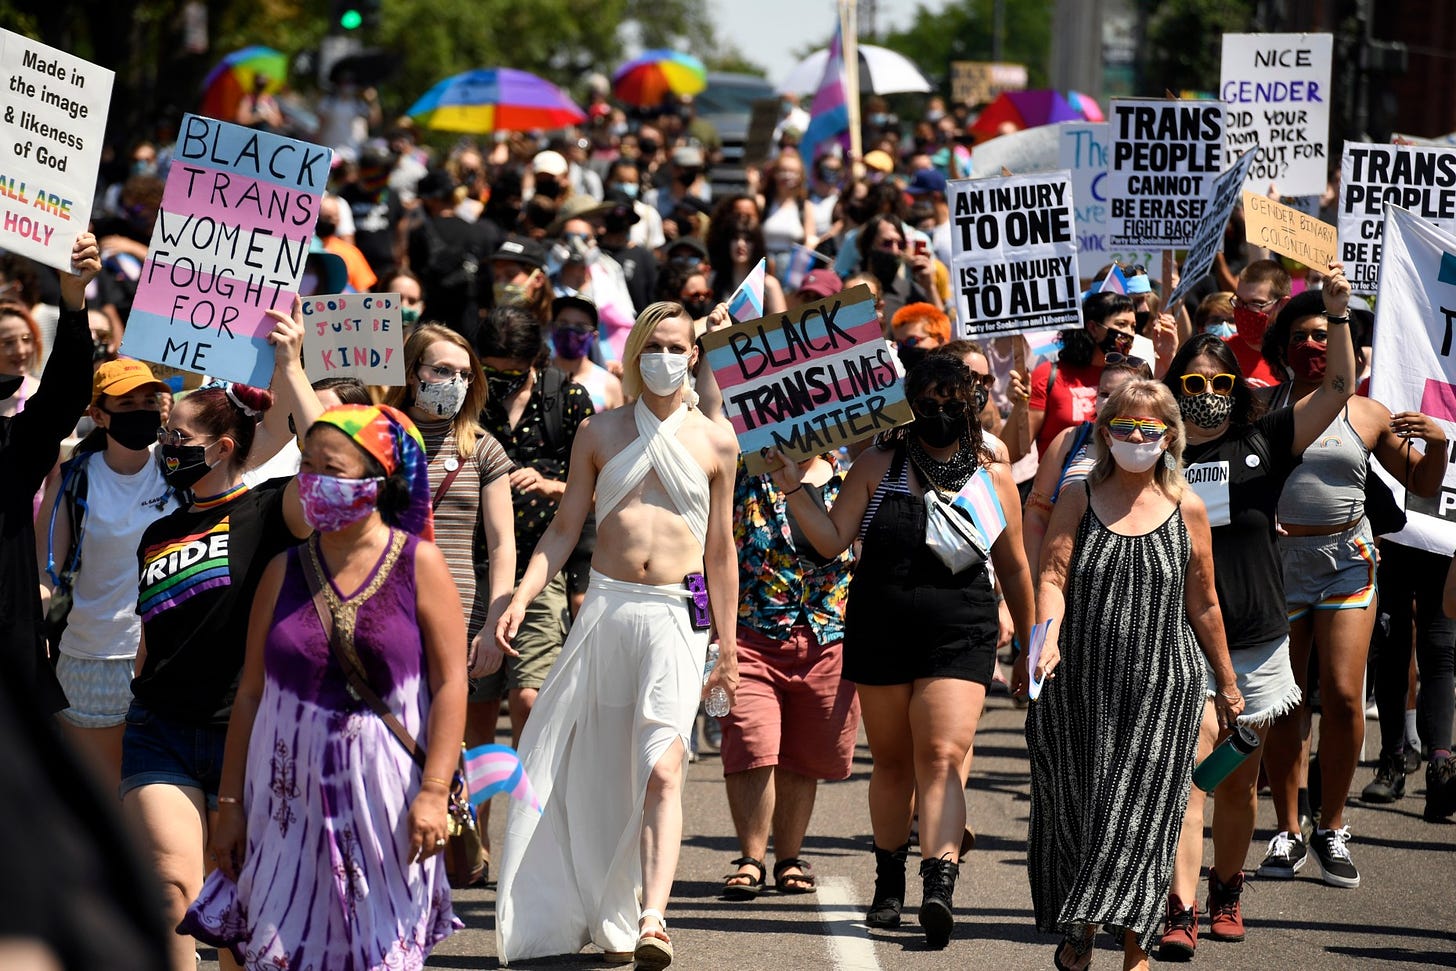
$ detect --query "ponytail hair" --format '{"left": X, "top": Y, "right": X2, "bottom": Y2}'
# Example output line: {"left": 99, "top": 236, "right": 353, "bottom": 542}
{"left": 183, "top": 383, "right": 274, "bottom": 470}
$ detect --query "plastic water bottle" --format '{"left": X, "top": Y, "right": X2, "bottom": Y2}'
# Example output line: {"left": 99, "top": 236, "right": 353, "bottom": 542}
{"left": 703, "top": 643, "right": 731, "bottom": 717}
{"left": 1192, "top": 725, "right": 1261, "bottom": 792}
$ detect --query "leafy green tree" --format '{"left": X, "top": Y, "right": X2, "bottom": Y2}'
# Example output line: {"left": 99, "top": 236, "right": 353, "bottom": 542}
{"left": 879, "top": 0, "right": 1054, "bottom": 94}
{"left": 1140, "top": 0, "right": 1254, "bottom": 95}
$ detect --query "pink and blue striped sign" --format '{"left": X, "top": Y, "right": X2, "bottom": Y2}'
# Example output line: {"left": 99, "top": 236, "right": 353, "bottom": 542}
{"left": 120, "top": 114, "right": 331, "bottom": 386}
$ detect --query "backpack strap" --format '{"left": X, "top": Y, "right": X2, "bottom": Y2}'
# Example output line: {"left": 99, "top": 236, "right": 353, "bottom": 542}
{"left": 538, "top": 366, "right": 568, "bottom": 454}
{"left": 46, "top": 451, "right": 93, "bottom": 589}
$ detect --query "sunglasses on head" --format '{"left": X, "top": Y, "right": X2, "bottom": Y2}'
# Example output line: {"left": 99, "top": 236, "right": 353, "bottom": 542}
{"left": 1178, "top": 372, "right": 1236, "bottom": 396}
{"left": 1102, "top": 352, "right": 1151, "bottom": 375}
{"left": 913, "top": 397, "right": 968, "bottom": 419}
{"left": 1107, "top": 416, "right": 1169, "bottom": 441}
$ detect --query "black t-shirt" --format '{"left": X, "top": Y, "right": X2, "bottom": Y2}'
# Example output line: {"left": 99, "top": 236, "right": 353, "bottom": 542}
{"left": 1181, "top": 407, "right": 1299, "bottom": 650}
{"left": 132, "top": 478, "right": 301, "bottom": 725}
{"left": 407, "top": 213, "right": 500, "bottom": 339}
{"left": 602, "top": 242, "right": 658, "bottom": 313}
{"left": 338, "top": 183, "right": 406, "bottom": 278}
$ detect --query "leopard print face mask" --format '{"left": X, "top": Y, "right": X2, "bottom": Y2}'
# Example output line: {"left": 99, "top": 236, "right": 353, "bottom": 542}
{"left": 1178, "top": 390, "right": 1234, "bottom": 429}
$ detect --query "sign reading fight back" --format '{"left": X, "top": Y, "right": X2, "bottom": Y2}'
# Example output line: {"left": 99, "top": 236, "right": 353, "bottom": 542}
{"left": 0, "top": 29, "right": 113, "bottom": 273}
{"left": 121, "top": 114, "right": 332, "bottom": 386}
{"left": 700, "top": 284, "right": 911, "bottom": 474}
{"left": 1338, "top": 141, "right": 1456, "bottom": 293}
{"left": 1107, "top": 99, "right": 1226, "bottom": 250}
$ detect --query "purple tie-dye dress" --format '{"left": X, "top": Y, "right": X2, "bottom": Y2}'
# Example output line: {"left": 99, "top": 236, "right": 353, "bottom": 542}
{"left": 183, "top": 531, "right": 461, "bottom": 970}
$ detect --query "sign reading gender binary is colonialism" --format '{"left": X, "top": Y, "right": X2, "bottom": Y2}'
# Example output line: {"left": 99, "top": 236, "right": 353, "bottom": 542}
{"left": 121, "top": 115, "right": 331, "bottom": 386}
{"left": 948, "top": 172, "right": 1082, "bottom": 338}
{"left": 0, "top": 29, "right": 113, "bottom": 272}
{"left": 1242, "top": 191, "right": 1337, "bottom": 268}
{"left": 301, "top": 292, "right": 405, "bottom": 385}
{"left": 1339, "top": 141, "right": 1456, "bottom": 292}
{"left": 700, "top": 285, "right": 912, "bottom": 474}
{"left": 1220, "top": 32, "right": 1332, "bottom": 196}
{"left": 1108, "top": 99, "right": 1226, "bottom": 249}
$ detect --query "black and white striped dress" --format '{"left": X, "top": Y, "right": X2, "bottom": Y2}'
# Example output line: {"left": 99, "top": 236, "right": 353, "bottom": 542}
{"left": 1025, "top": 490, "right": 1206, "bottom": 951}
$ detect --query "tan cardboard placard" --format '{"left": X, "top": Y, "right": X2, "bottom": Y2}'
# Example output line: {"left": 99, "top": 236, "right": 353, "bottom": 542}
{"left": 1243, "top": 190, "right": 1337, "bottom": 268}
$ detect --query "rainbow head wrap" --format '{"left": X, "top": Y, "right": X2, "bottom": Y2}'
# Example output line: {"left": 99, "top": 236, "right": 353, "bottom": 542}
{"left": 310, "top": 404, "right": 434, "bottom": 541}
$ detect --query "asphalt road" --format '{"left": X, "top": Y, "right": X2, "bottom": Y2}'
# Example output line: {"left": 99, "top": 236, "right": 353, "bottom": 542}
{"left": 203, "top": 698, "right": 1456, "bottom": 970}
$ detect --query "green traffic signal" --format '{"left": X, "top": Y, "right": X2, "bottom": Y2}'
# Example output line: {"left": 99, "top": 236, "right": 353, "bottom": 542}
{"left": 340, "top": 7, "right": 362, "bottom": 28}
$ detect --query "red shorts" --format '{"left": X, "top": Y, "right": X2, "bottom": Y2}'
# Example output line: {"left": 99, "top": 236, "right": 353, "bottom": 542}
{"left": 720, "top": 624, "right": 860, "bottom": 780}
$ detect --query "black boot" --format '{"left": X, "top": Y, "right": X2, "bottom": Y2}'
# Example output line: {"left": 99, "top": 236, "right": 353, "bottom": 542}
{"left": 918, "top": 854, "right": 960, "bottom": 949}
{"left": 866, "top": 842, "right": 909, "bottom": 928}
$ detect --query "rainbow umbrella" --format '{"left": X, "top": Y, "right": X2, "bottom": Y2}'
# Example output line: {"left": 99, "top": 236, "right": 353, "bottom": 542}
{"left": 1067, "top": 91, "right": 1105, "bottom": 123}
{"left": 612, "top": 49, "right": 707, "bottom": 107}
{"left": 969, "top": 89, "right": 1083, "bottom": 141}
{"left": 407, "top": 68, "right": 585, "bottom": 134}
{"left": 200, "top": 46, "right": 288, "bottom": 122}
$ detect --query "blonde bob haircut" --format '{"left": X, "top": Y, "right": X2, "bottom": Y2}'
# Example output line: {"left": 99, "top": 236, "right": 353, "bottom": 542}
{"left": 1086, "top": 379, "right": 1186, "bottom": 501}
{"left": 621, "top": 301, "right": 693, "bottom": 401}
{"left": 385, "top": 323, "right": 488, "bottom": 459}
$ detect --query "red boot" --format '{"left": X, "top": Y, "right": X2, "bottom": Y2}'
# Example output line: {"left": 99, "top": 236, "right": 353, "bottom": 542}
{"left": 1206, "top": 868, "right": 1246, "bottom": 942}
{"left": 1158, "top": 894, "right": 1198, "bottom": 960}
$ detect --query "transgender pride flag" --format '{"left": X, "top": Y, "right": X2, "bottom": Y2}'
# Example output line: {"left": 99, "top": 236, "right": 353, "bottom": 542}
{"left": 950, "top": 466, "right": 1007, "bottom": 549}
{"left": 1096, "top": 263, "right": 1130, "bottom": 295}
{"left": 462, "top": 743, "right": 542, "bottom": 812}
{"left": 727, "top": 257, "right": 766, "bottom": 322}
{"left": 800, "top": 20, "right": 850, "bottom": 161}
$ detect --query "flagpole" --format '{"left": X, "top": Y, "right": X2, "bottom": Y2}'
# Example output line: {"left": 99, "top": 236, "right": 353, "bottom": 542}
{"left": 841, "top": 0, "right": 861, "bottom": 162}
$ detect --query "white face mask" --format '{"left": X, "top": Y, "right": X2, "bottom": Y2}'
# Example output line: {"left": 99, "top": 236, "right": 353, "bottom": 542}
{"left": 414, "top": 376, "right": 468, "bottom": 418}
{"left": 638, "top": 352, "right": 691, "bottom": 397}
{"left": 1106, "top": 436, "right": 1165, "bottom": 473}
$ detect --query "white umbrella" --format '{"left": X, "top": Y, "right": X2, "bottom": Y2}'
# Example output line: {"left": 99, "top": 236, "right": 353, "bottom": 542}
{"left": 776, "top": 44, "right": 932, "bottom": 96}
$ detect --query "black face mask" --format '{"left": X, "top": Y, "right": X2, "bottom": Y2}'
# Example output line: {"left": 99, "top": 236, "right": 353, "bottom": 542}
{"left": 971, "top": 384, "right": 990, "bottom": 416}
{"left": 483, "top": 366, "right": 530, "bottom": 401}
{"left": 158, "top": 442, "right": 214, "bottom": 491}
{"left": 897, "top": 342, "right": 929, "bottom": 371}
{"left": 534, "top": 178, "right": 563, "bottom": 200}
{"left": 675, "top": 168, "right": 701, "bottom": 186}
{"left": 0, "top": 374, "right": 22, "bottom": 401}
{"left": 870, "top": 250, "right": 901, "bottom": 287}
{"left": 103, "top": 408, "right": 162, "bottom": 452}
{"left": 315, "top": 218, "right": 338, "bottom": 238}
{"left": 683, "top": 298, "right": 713, "bottom": 320}
{"left": 914, "top": 412, "right": 962, "bottom": 448}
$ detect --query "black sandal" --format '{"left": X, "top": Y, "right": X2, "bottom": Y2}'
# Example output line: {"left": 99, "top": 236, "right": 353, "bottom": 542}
{"left": 773, "top": 857, "right": 817, "bottom": 894}
{"left": 722, "top": 856, "right": 767, "bottom": 899}
{"left": 1053, "top": 926, "right": 1095, "bottom": 971}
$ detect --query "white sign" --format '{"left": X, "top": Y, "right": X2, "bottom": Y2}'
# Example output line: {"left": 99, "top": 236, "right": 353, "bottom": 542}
{"left": 1220, "top": 32, "right": 1333, "bottom": 197}
{"left": 1108, "top": 99, "right": 1226, "bottom": 250}
{"left": 1369, "top": 206, "right": 1456, "bottom": 555}
{"left": 1059, "top": 123, "right": 1109, "bottom": 268}
{"left": 1169, "top": 150, "right": 1260, "bottom": 306}
{"left": 0, "top": 29, "right": 114, "bottom": 272}
{"left": 301, "top": 291, "right": 406, "bottom": 385}
{"left": 1338, "top": 142, "right": 1456, "bottom": 293}
{"left": 947, "top": 171, "right": 1082, "bottom": 338}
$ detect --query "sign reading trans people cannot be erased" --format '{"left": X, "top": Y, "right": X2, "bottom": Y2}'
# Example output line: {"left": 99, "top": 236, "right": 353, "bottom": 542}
{"left": 700, "top": 284, "right": 912, "bottom": 474}
{"left": 1338, "top": 141, "right": 1456, "bottom": 293}
{"left": 0, "top": 29, "right": 113, "bottom": 273}
{"left": 121, "top": 114, "right": 331, "bottom": 386}
{"left": 1220, "top": 32, "right": 1332, "bottom": 197}
{"left": 1107, "top": 99, "right": 1226, "bottom": 250}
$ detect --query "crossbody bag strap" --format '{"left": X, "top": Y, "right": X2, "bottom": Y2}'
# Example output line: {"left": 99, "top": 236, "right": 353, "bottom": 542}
{"left": 432, "top": 461, "right": 465, "bottom": 511}
{"left": 302, "top": 540, "right": 428, "bottom": 770}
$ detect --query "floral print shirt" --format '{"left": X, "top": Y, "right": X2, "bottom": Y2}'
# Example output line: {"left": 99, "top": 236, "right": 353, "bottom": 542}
{"left": 733, "top": 453, "right": 854, "bottom": 643}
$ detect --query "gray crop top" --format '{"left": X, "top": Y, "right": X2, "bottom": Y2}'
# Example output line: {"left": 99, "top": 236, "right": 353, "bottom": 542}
{"left": 1276, "top": 407, "right": 1369, "bottom": 526}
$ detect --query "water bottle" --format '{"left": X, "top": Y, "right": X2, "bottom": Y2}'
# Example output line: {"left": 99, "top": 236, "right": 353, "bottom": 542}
{"left": 703, "top": 643, "right": 731, "bottom": 717}
{"left": 1192, "top": 725, "right": 1261, "bottom": 792}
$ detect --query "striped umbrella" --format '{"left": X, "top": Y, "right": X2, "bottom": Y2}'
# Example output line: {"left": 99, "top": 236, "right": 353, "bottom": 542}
{"left": 612, "top": 49, "right": 707, "bottom": 107}
{"left": 199, "top": 46, "right": 288, "bottom": 121}
{"left": 406, "top": 68, "right": 585, "bottom": 134}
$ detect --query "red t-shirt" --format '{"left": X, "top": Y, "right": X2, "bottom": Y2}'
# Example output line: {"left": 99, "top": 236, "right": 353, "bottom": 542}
{"left": 1225, "top": 333, "right": 1280, "bottom": 388}
{"left": 1028, "top": 359, "right": 1102, "bottom": 456}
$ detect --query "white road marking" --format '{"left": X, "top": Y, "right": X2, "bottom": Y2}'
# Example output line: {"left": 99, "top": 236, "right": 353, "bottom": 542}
{"left": 816, "top": 875, "right": 885, "bottom": 971}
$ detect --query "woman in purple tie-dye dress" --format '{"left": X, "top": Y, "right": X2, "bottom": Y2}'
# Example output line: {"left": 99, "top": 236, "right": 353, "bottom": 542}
{"left": 182, "top": 404, "right": 468, "bottom": 970}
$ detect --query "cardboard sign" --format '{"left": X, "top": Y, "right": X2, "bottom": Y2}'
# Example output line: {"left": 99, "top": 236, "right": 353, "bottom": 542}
{"left": 742, "top": 97, "right": 781, "bottom": 169}
{"left": 1107, "top": 99, "right": 1226, "bottom": 249}
{"left": 1242, "top": 191, "right": 1336, "bottom": 268}
{"left": 700, "top": 284, "right": 911, "bottom": 473}
{"left": 301, "top": 291, "right": 405, "bottom": 385}
{"left": 0, "top": 29, "right": 113, "bottom": 273}
{"left": 1168, "top": 149, "right": 1259, "bottom": 306}
{"left": 121, "top": 114, "right": 332, "bottom": 386}
{"left": 1338, "top": 141, "right": 1456, "bottom": 293}
{"left": 950, "top": 61, "right": 1027, "bottom": 108}
{"left": 1220, "top": 33, "right": 1333, "bottom": 196}
{"left": 948, "top": 172, "right": 1082, "bottom": 338}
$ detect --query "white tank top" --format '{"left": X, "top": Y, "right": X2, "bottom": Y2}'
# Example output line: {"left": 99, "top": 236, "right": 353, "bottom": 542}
{"left": 60, "top": 450, "right": 175, "bottom": 660}
{"left": 761, "top": 197, "right": 806, "bottom": 252}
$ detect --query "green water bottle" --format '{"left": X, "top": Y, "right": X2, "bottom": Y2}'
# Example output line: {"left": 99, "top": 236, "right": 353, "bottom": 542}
{"left": 1192, "top": 726, "right": 1261, "bottom": 792}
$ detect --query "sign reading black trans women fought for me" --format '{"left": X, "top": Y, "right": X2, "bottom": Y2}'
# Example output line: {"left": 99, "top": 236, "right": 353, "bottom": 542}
{"left": 948, "top": 171, "right": 1082, "bottom": 338}
{"left": 121, "top": 114, "right": 331, "bottom": 386}
{"left": 701, "top": 284, "right": 913, "bottom": 474}
{"left": 1108, "top": 99, "right": 1226, "bottom": 249}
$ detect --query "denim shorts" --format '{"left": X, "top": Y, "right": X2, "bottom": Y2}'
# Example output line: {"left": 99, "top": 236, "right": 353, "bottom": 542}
{"left": 119, "top": 702, "right": 227, "bottom": 809}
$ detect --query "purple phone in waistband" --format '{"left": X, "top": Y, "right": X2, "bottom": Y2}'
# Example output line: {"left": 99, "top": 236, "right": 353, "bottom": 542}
{"left": 683, "top": 572, "right": 711, "bottom": 631}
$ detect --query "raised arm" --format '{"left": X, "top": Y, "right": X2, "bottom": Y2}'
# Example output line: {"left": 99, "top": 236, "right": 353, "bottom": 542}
{"left": 1181, "top": 493, "right": 1243, "bottom": 730}
{"left": 263, "top": 298, "right": 324, "bottom": 539}
{"left": 1289, "top": 263, "right": 1357, "bottom": 456}
{"left": 769, "top": 445, "right": 888, "bottom": 558}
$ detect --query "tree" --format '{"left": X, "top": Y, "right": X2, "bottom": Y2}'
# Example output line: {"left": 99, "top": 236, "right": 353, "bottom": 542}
{"left": 1140, "top": 0, "right": 1254, "bottom": 96}
{"left": 879, "top": 0, "right": 1055, "bottom": 94}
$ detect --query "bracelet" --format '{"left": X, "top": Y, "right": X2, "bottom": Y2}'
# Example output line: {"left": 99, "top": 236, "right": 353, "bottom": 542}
{"left": 1323, "top": 311, "right": 1351, "bottom": 324}
{"left": 421, "top": 776, "right": 452, "bottom": 790}
{"left": 217, "top": 795, "right": 241, "bottom": 805}
{"left": 783, "top": 484, "right": 803, "bottom": 497}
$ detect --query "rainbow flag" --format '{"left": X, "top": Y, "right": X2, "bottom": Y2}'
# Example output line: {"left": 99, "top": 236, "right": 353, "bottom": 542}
{"left": 800, "top": 20, "right": 850, "bottom": 161}
{"left": 461, "top": 743, "right": 542, "bottom": 812}
{"left": 950, "top": 466, "right": 1007, "bottom": 549}
{"left": 727, "top": 257, "right": 766, "bottom": 322}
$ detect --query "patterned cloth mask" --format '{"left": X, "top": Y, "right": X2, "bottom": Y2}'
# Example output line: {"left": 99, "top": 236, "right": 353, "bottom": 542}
{"left": 297, "top": 472, "right": 383, "bottom": 533}
{"left": 1178, "top": 391, "right": 1235, "bottom": 429}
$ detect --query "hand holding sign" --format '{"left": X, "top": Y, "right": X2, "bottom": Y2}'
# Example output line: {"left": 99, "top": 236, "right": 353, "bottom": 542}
{"left": 1322, "top": 261, "right": 1350, "bottom": 316}
{"left": 58, "top": 231, "right": 99, "bottom": 310}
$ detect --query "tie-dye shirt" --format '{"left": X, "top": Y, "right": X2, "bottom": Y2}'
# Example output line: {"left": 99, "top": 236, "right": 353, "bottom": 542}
{"left": 733, "top": 454, "right": 854, "bottom": 644}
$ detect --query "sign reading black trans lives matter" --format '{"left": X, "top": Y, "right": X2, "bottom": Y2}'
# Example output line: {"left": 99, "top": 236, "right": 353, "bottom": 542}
{"left": 1108, "top": 99, "right": 1226, "bottom": 249}
{"left": 948, "top": 172, "right": 1082, "bottom": 338}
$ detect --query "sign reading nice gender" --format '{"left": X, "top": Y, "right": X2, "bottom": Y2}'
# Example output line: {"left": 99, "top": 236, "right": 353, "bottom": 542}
{"left": 1220, "top": 32, "right": 1332, "bottom": 196}
{"left": 0, "top": 29, "right": 113, "bottom": 272}
{"left": 1108, "top": 99, "right": 1226, "bottom": 249}
{"left": 1338, "top": 141, "right": 1456, "bottom": 293}
{"left": 948, "top": 171, "right": 1082, "bottom": 338}
{"left": 121, "top": 114, "right": 331, "bottom": 386}
{"left": 700, "top": 284, "right": 912, "bottom": 474}
{"left": 301, "top": 291, "right": 405, "bottom": 385}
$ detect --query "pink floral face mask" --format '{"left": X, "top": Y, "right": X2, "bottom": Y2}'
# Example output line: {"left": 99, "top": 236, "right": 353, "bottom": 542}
{"left": 298, "top": 472, "right": 383, "bottom": 533}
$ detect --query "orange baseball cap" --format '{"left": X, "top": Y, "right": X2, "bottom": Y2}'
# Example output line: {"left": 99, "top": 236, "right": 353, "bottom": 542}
{"left": 92, "top": 358, "right": 168, "bottom": 404}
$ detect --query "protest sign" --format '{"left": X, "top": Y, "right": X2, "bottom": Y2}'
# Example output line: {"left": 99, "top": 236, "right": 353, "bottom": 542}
{"left": 1168, "top": 149, "right": 1259, "bottom": 306}
{"left": 1368, "top": 205, "right": 1456, "bottom": 555}
{"left": 1220, "top": 33, "right": 1332, "bottom": 196}
{"left": 950, "top": 61, "right": 1027, "bottom": 108}
{"left": 1107, "top": 99, "right": 1226, "bottom": 249}
{"left": 948, "top": 172, "right": 1081, "bottom": 338}
{"left": 1058, "top": 122, "right": 1109, "bottom": 267}
{"left": 0, "top": 29, "right": 113, "bottom": 273}
{"left": 1242, "top": 191, "right": 1336, "bottom": 268}
{"left": 120, "top": 114, "right": 331, "bottom": 386}
{"left": 300, "top": 291, "right": 405, "bottom": 385}
{"left": 1338, "top": 141, "right": 1456, "bottom": 293}
{"left": 700, "top": 284, "right": 911, "bottom": 473}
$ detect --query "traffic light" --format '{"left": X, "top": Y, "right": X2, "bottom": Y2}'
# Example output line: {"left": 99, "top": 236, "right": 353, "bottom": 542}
{"left": 331, "top": 0, "right": 379, "bottom": 31}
